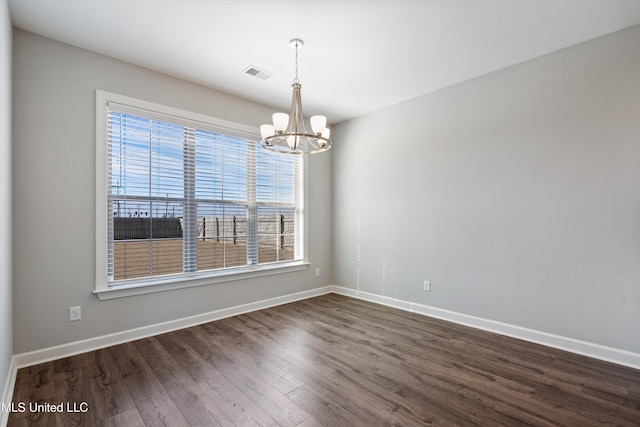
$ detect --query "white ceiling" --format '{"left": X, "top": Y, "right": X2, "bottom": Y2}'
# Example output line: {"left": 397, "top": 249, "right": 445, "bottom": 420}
{"left": 9, "top": 0, "right": 640, "bottom": 124}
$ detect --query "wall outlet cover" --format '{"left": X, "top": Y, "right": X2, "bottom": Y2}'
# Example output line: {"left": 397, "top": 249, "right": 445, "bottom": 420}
{"left": 69, "top": 306, "right": 81, "bottom": 321}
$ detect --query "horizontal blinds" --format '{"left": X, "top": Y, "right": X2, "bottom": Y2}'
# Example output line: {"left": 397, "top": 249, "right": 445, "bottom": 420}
{"left": 108, "top": 105, "right": 256, "bottom": 203}
{"left": 255, "top": 143, "right": 298, "bottom": 205}
{"left": 106, "top": 102, "right": 301, "bottom": 283}
{"left": 107, "top": 101, "right": 258, "bottom": 141}
{"left": 109, "top": 113, "right": 186, "bottom": 199}
{"left": 194, "top": 130, "right": 249, "bottom": 202}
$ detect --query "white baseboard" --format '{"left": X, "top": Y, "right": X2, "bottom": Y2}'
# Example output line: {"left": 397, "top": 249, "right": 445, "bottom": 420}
{"left": 10, "top": 284, "right": 640, "bottom": 380}
{"left": 332, "top": 286, "right": 640, "bottom": 371}
{"left": 13, "top": 286, "right": 333, "bottom": 369}
{"left": 1, "top": 356, "right": 17, "bottom": 427}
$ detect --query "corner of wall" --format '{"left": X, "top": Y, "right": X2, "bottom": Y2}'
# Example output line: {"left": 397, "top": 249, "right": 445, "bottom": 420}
{"left": 0, "top": 1, "right": 14, "bottom": 425}
{"left": 0, "top": 357, "right": 17, "bottom": 427}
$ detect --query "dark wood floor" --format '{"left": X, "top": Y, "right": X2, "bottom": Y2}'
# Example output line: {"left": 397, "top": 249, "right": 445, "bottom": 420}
{"left": 8, "top": 294, "right": 640, "bottom": 426}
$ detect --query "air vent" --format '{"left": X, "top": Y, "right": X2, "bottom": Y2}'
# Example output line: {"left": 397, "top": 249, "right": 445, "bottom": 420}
{"left": 243, "top": 66, "right": 273, "bottom": 80}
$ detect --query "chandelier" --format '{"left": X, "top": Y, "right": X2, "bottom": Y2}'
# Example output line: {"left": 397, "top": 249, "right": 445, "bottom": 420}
{"left": 260, "top": 39, "right": 332, "bottom": 154}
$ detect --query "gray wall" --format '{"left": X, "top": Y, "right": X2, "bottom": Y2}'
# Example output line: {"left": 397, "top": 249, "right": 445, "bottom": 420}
{"left": 332, "top": 24, "right": 640, "bottom": 354}
{"left": 12, "top": 29, "right": 332, "bottom": 354}
{"left": 1, "top": 0, "right": 13, "bottom": 394}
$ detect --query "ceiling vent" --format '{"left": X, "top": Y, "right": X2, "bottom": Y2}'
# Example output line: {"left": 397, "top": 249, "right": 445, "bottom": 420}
{"left": 243, "top": 66, "right": 273, "bottom": 80}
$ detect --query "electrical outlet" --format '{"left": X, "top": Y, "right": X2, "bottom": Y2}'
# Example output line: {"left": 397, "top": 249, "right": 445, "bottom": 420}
{"left": 315, "top": 268, "right": 320, "bottom": 277}
{"left": 423, "top": 281, "right": 431, "bottom": 292}
{"left": 69, "top": 306, "right": 81, "bottom": 322}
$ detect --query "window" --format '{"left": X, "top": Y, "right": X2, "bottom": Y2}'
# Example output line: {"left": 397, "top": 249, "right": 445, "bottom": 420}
{"left": 95, "top": 91, "right": 305, "bottom": 298}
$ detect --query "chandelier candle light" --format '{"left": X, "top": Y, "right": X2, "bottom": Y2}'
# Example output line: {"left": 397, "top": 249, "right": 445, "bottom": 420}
{"left": 261, "top": 39, "right": 332, "bottom": 154}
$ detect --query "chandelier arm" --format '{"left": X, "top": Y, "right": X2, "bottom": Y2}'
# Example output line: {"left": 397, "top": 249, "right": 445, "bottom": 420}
{"left": 285, "top": 83, "right": 310, "bottom": 135}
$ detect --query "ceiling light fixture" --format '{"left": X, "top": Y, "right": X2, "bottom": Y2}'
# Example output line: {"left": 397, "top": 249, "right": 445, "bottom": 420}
{"left": 260, "top": 39, "right": 331, "bottom": 154}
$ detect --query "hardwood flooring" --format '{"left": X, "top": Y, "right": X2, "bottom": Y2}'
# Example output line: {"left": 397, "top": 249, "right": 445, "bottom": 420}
{"left": 8, "top": 294, "right": 640, "bottom": 426}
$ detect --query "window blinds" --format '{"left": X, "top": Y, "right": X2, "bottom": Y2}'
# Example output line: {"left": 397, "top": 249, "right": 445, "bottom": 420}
{"left": 106, "top": 103, "right": 301, "bottom": 285}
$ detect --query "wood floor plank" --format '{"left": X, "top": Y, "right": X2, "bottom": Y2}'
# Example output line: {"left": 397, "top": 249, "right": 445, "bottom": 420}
{"left": 212, "top": 316, "right": 305, "bottom": 395}
{"left": 134, "top": 335, "right": 232, "bottom": 426}
{"left": 108, "top": 341, "right": 165, "bottom": 402}
{"left": 209, "top": 357, "right": 310, "bottom": 427}
{"left": 8, "top": 294, "right": 640, "bottom": 426}
{"left": 286, "top": 385, "right": 379, "bottom": 427}
{"left": 84, "top": 348, "right": 137, "bottom": 421}
{"left": 165, "top": 327, "right": 223, "bottom": 383}
{"left": 133, "top": 389, "right": 191, "bottom": 427}
{"left": 199, "top": 373, "right": 278, "bottom": 426}
{"left": 178, "top": 319, "right": 311, "bottom": 426}
{"left": 100, "top": 407, "right": 146, "bottom": 427}
{"left": 250, "top": 331, "right": 430, "bottom": 425}
{"left": 9, "top": 362, "right": 59, "bottom": 426}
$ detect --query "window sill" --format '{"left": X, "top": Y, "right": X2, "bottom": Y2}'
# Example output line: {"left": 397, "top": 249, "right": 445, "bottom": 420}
{"left": 94, "top": 261, "right": 309, "bottom": 300}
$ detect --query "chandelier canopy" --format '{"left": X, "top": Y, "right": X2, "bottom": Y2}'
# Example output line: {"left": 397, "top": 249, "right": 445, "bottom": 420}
{"left": 260, "top": 39, "right": 332, "bottom": 154}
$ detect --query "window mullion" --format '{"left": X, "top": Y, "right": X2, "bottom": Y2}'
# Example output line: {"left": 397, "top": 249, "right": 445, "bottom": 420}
{"left": 183, "top": 127, "right": 197, "bottom": 273}
{"left": 106, "top": 111, "right": 116, "bottom": 282}
{"left": 247, "top": 141, "right": 257, "bottom": 265}
{"left": 148, "top": 121, "right": 154, "bottom": 276}
{"left": 295, "top": 157, "right": 304, "bottom": 260}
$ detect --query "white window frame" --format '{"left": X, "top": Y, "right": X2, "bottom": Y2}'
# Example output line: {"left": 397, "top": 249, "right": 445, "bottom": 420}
{"left": 95, "top": 90, "right": 308, "bottom": 300}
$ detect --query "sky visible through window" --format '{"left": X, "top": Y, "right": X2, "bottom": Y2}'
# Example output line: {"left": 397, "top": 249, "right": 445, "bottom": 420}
{"left": 109, "top": 113, "right": 296, "bottom": 219}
